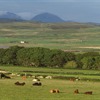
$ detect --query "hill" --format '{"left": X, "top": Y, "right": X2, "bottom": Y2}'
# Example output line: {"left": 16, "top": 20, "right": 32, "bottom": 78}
{"left": 0, "top": 12, "right": 23, "bottom": 21}
{"left": 31, "top": 12, "right": 65, "bottom": 23}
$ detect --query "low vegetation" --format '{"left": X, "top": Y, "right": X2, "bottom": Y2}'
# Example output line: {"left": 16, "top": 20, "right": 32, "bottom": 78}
{"left": 0, "top": 21, "right": 100, "bottom": 51}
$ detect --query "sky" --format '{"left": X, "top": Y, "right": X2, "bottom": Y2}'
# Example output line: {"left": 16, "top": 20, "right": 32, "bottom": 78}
{"left": 0, "top": 0, "right": 100, "bottom": 22}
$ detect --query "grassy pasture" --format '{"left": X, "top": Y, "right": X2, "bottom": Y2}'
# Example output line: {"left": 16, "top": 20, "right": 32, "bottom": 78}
{"left": 0, "top": 66, "right": 100, "bottom": 100}
{"left": 0, "top": 78, "right": 100, "bottom": 100}
{"left": 0, "top": 22, "right": 100, "bottom": 51}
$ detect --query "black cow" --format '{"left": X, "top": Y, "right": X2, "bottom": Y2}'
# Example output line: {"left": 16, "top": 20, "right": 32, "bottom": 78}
{"left": 32, "top": 82, "right": 42, "bottom": 86}
{"left": 84, "top": 91, "right": 93, "bottom": 95}
{"left": 15, "top": 81, "right": 25, "bottom": 86}
{"left": 0, "top": 73, "right": 11, "bottom": 79}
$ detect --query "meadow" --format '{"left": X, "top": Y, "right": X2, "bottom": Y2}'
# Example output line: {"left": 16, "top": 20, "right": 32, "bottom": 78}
{"left": 0, "top": 22, "right": 100, "bottom": 51}
{"left": 0, "top": 66, "right": 100, "bottom": 100}
{"left": 0, "top": 21, "right": 100, "bottom": 99}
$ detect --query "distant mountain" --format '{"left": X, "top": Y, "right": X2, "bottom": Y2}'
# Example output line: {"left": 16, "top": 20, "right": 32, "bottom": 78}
{"left": 31, "top": 12, "right": 65, "bottom": 23}
{"left": 0, "top": 12, "right": 23, "bottom": 21}
{"left": 0, "top": 18, "right": 24, "bottom": 23}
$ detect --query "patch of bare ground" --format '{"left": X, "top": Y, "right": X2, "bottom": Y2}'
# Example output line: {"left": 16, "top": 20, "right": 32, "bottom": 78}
{"left": 79, "top": 46, "right": 100, "bottom": 49}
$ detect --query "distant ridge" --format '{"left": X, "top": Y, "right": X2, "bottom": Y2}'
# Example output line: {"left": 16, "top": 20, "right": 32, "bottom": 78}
{"left": 0, "top": 11, "right": 100, "bottom": 24}
{"left": 0, "top": 18, "right": 24, "bottom": 23}
{"left": 0, "top": 12, "right": 23, "bottom": 21}
{"left": 31, "top": 12, "right": 65, "bottom": 23}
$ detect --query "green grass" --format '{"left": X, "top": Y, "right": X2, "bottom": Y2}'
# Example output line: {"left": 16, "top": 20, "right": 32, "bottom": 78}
{"left": 0, "top": 66, "right": 100, "bottom": 100}
{"left": 0, "top": 77, "right": 100, "bottom": 100}
{"left": 1, "top": 66, "right": 100, "bottom": 76}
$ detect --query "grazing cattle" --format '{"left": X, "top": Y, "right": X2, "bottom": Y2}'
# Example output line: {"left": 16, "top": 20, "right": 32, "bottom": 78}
{"left": 50, "top": 89, "right": 56, "bottom": 93}
{"left": 50, "top": 89, "right": 60, "bottom": 93}
{"left": 0, "top": 73, "right": 11, "bottom": 79}
{"left": 74, "top": 89, "right": 79, "bottom": 94}
{"left": 55, "top": 89, "right": 60, "bottom": 93}
{"left": 15, "top": 81, "right": 25, "bottom": 86}
{"left": 45, "top": 76, "right": 52, "bottom": 79}
{"left": 0, "top": 73, "right": 5, "bottom": 78}
{"left": 32, "top": 78, "right": 40, "bottom": 82}
{"left": 22, "top": 76, "right": 26, "bottom": 80}
{"left": 32, "top": 82, "right": 42, "bottom": 86}
{"left": 4, "top": 75, "right": 11, "bottom": 79}
{"left": 70, "top": 78, "right": 76, "bottom": 82}
{"left": 84, "top": 91, "right": 92, "bottom": 95}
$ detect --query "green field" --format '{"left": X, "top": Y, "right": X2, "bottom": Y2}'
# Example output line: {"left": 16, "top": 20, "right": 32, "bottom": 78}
{"left": 0, "top": 22, "right": 100, "bottom": 51}
{"left": 0, "top": 78, "right": 100, "bottom": 100}
{"left": 0, "top": 66, "right": 100, "bottom": 100}
{"left": 0, "top": 22, "right": 100, "bottom": 100}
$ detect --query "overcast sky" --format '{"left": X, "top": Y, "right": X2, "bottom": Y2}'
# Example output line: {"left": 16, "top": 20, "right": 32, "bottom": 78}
{"left": 0, "top": 0, "right": 100, "bottom": 22}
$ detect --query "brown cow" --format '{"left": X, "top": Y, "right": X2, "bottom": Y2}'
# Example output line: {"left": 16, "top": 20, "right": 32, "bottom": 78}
{"left": 50, "top": 89, "right": 60, "bottom": 93}
{"left": 55, "top": 89, "right": 60, "bottom": 93}
{"left": 50, "top": 89, "right": 56, "bottom": 93}
{"left": 70, "top": 78, "right": 75, "bottom": 82}
{"left": 84, "top": 91, "right": 92, "bottom": 95}
{"left": 74, "top": 89, "right": 79, "bottom": 94}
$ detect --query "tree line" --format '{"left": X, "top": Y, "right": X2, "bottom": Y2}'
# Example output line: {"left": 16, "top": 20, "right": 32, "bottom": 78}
{"left": 0, "top": 46, "right": 100, "bottom": 70}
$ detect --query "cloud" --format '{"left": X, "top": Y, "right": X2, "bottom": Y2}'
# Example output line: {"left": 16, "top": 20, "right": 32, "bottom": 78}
{"left": 0, "top": 11, "right": 7, "bottom": 15}
{"left": 30, "top": 0, "right": 100, "bottom": 2}
{"left": 31, "top": 0, "right": 77, "bottom": 2}
{"left": 17, "top": 10, "right": 45, "bottom": 20}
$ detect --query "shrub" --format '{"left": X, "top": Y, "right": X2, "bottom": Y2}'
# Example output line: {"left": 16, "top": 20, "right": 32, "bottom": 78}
{"left": 64, "top": 61, "right": 77, "bottom": 69}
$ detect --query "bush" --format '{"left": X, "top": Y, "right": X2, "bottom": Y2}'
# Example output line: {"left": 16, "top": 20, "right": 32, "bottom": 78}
{"left": 64, "top": 61, "right": 77, "bottom": 69}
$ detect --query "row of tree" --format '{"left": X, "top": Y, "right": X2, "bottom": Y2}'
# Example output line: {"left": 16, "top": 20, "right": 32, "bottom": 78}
{"left": 0, "top": 46, "right": 100, "bottom": 69}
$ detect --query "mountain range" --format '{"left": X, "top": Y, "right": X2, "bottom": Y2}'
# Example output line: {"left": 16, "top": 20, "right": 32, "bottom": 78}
{"left": 0, "top": 12, "right": 99, "bottom": 25}
{"left": 0, "top": 12, "right": 65, "bottom": 22}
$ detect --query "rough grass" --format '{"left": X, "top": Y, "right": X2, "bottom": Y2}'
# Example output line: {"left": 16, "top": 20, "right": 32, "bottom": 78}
{"left": 0, "top": 22, "right": 100, "bottom": 51}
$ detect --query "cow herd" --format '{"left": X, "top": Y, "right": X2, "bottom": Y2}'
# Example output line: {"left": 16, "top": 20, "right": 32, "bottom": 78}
{"left": 14, "top": 77, "right": 42, "bottom": 86}
{"left": 14, "top": 78, "right": 93, "bottom": 95}
{"left": 14, "top": 81, "right": 42, "bottom": 86}
{"left": 14, "top": 81, "right": 93, "bottom": 95}
{"left": 49, "top": 89, "right": 93, "bottom": 95}
{"left": 74, "top": 89, "right": 93, "bottom": 95}
{"left": 50, "top": 89, "right": 93, "bottom": 95}
{"left": 0, "top": 72, "right": 94, "bottom": 97}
